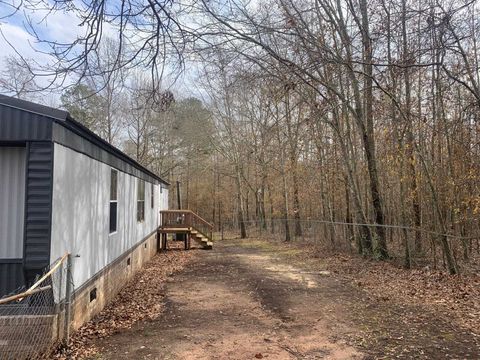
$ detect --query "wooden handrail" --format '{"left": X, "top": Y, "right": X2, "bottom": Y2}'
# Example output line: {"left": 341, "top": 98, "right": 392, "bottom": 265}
{"left": 160, "top": 210, "right": 213, "bottom": 240}
{"left": 160, "top": 210, "right": 214, "bottom": 228}
{"left": 160, "top": 210, "right": 213, "bottom": 228}
{"left": 190, "top": 212, "right": 214, "bottom": 229}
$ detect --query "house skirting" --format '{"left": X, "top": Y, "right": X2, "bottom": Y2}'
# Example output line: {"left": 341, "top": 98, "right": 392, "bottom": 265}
{"left": 68, "top": 231, "right": 159, "bottom": 331}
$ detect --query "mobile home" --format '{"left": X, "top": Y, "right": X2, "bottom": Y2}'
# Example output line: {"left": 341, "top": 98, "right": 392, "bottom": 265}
{"left": 0, "top": 95, "right": 168, "bottom": 327}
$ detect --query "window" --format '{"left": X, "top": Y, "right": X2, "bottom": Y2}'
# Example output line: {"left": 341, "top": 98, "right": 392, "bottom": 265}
{"left": 109, "top": 169, "right": 118, "bottom": 233}
{"left": 137, "top": 179, "right": 145, "bottom": 222}
{"left": 151, "top": 183, "right": 154, "bottom": 209}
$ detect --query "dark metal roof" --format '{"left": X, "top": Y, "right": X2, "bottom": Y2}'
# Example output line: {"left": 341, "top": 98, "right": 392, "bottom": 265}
{"left": 0, "top": 94, "right": 68, "bottom": 121}
{"left": 0, "top": 95, "right": 169, "bottom": 186}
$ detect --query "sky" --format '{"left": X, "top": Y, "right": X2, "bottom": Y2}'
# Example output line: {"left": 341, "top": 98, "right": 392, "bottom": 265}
{"left": 0, "top": 1, "right": 84, "bottom": 65}
{"left": 0, "top": 2, "right": 88, "bottom": 104}
{"left": 0, "top": 0, "right": 203, "bottom": 106}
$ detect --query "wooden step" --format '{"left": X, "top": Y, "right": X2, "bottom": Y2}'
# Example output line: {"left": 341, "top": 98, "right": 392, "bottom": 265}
{"left": 192, "top": 234, "right": 213, "bottom": 249}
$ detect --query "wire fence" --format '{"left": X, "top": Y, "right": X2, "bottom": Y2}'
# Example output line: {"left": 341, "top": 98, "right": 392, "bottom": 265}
{"left": 222, "top": 218, "right": 480, "bottom": 268}
{"left": 0, "top": 254, "right": 72, "bottom": 360}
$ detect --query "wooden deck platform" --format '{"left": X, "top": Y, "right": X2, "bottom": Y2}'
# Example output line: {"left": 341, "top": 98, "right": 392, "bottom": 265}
{"left": 157, "top": 210, "right": 213, "bottom": 250}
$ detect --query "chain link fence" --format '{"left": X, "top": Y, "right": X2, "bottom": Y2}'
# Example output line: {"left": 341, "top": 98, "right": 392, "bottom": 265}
{"left": 0, "top": 254, "right": 72, "bottom": 360}
{"left": 239, "top": 218, "right": 417, "bottom": 245}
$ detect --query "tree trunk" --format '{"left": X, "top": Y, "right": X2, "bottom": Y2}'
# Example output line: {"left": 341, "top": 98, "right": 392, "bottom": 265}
{"left": 292, "top": 162, "right": 302, "bottom": 237}
{"left": 280, "top": 146, "right": 291, "bottom": 242}
{"left": 359, "top": 0, "right": 388, "bottom": 259}
{"left": 401, "top": 0, "right": 422, "bottom": 255}
{"left": 235, "top": 167, "right": 247, "bottom": 239}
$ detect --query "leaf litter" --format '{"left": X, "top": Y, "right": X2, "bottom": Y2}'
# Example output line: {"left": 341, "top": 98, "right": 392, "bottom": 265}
{"left": 50, "top": 243, "right": 194, "bottom": 359}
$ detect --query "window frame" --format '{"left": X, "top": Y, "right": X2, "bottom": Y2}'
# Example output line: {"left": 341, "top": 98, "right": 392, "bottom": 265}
{"left": 151, "top": 183, "right": 154, "bottom": 209}
{"left": 109, "top": 169, "right": 118, "bottom": 234}
{"left": 137, "top": 178, "right": 145, "bottom": 222}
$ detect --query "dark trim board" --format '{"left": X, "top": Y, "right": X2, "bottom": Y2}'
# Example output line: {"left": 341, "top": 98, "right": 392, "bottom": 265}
{"left": 22, "top": 142, "right": 29, "bottom": 264}
{"left": 23, "top": 142, "right": 53, "bottom": 281}
{"left": 52, "top": 124, "right": 163, "bottom": 185}
{"left": 60, "top": 116, "right": 168, "bottom": 185}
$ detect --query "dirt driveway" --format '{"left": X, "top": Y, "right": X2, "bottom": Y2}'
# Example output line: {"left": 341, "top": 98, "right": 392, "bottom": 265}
{"left": 92, "top": 238, "right": 480, "bottom": 359}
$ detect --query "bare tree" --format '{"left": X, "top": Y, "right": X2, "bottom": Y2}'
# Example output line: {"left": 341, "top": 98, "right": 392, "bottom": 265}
{"left": 0, "top": 56, "right": 38, "bottom": 99}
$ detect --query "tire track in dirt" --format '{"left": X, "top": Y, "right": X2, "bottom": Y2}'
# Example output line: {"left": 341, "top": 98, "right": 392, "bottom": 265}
{"left": 92, "top": 239, "right": 480, "bottom": 359}
{"left": 94, "top": 241, "right": 360, "bottom": 359}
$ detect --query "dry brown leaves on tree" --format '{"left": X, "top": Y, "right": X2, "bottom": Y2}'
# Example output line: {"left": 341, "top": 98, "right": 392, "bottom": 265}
{"left": 50, "top": 244, "right": 194, "bottom": 359}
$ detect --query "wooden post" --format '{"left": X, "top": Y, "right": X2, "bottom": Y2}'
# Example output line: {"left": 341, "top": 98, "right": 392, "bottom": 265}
{"left": 64, "top": 254, "right": 72, "bottom": 345}
{"left": 162, "top": 233, "right": 167, "bottom": 251}
{"left": 176, "top": 181, "right": 182, "bottom": 209}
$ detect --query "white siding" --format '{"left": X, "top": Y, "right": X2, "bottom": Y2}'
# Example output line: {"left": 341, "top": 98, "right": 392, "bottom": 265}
{"left": 0, "top": 147, "right": 26, "bottom": 259}
{"left": 50, "top": 144, "right": 168, "bottom": 289}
